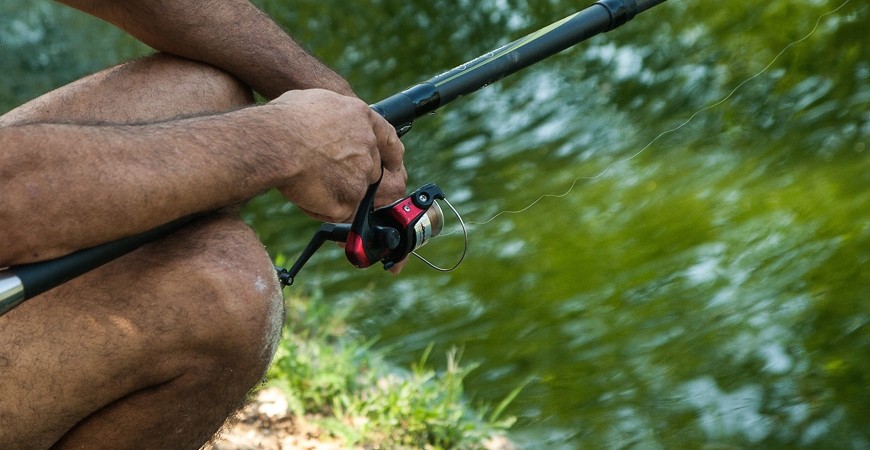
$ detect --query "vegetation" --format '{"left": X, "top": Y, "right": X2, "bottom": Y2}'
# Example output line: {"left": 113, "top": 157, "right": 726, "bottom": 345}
{"left": 263, "top": 288, "right": 520, "bottom": 449}
{"left": 5, "top": 0, "right": 868, "bottom": 447}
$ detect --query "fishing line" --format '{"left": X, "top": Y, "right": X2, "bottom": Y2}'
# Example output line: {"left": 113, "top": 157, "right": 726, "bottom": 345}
{"left": 444, "top": 0, "right": 853, "bottom": 232}
{"left": 413, "top": 197, "right": 468, "bottom": 271}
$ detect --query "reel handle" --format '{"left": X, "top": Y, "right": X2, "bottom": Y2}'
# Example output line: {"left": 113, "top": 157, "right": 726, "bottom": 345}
{"left": 277, "top": 222, "right": 350, "bottom": 287}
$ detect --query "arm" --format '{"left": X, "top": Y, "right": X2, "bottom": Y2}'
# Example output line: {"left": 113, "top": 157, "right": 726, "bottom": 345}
{"left": 57, "top": 0, "right": 354, "bottom": 99}
{"left": 0, "top": 90, "right": 404, "bottom": 267}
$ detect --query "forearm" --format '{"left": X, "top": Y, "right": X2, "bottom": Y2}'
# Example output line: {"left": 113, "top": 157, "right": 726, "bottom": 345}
{"left": 0, "top": 110, "right": 284, "bottom": 265}
{"left": 1, "top": 88, "right": 404, "bottom": 267}
{"left": 58, "top": 0, "right": 354, "bottom": 99}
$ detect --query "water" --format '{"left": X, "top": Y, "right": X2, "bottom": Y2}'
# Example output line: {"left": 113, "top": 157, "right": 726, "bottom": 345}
{"left": 4, "top": 0, "right": 868, "bottom": 447}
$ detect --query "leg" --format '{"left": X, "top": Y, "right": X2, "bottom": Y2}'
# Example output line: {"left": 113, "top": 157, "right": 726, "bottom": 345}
{"left": 1, "top": 214, "right": 284, "bottom": 449}
{"left": 0, "top": 52, "right": 254, "bottom": 125}
{"left": 0, "top": 54, "right": 283, "bottom": 449}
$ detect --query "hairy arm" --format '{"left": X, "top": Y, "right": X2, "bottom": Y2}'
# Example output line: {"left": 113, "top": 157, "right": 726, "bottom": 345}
{"left": 57, "top": 0, "right": 354, "bottom": 99}
{"left": 0, "top": 90, "right": 404, "bottom": 267}
{"left": 0, "top": 1, "right": 408, "bottom": 267}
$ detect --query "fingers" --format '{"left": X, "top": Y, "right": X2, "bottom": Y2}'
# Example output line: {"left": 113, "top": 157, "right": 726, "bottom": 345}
{"left": 375, "top": 164, "right": 408, "bottom": 208}
{"left": 369, "top": 109, "right": 405, "bottom": 173}
{"left": 364, "top": 107, "right": 407, "bottom": 206}
{"left": 269, "top": 89, "right": 407, "bottom": 223}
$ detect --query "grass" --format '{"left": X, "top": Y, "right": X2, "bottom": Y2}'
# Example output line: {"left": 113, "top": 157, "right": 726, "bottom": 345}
{"left": 263, "top": 289, "right": 520, "bottom": 450}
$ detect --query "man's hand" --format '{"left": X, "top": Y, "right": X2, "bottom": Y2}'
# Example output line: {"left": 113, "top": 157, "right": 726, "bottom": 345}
{"left": 271, "top": 89, "right": 407, "bottom": 223}
{"left": 58, "top": 0, "right": 409, "bottom": 221}
{"left": 4, "top": 2, "right": 405, "bottom": 265}
{"left": 0, "top": 88, "right": 406, "bottom": 266}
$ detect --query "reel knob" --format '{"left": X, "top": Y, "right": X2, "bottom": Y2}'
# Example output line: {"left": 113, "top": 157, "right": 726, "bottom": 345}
{"left": 374, "top": 226, "right": 401, "bottom": 250}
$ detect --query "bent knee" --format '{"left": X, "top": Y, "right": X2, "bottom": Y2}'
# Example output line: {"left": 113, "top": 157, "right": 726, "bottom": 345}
{"left": 148, "top": 53, "right": 255, "bottom": 114}
{"left": 197, "top": 250, "right": 285, "bottom": 369}
{"left": 151, "top": 215, "right": 285, "bottom": 382}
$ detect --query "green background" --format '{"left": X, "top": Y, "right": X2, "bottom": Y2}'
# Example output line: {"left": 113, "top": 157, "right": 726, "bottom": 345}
{"left": 3, "top": 0, "right": 867, "bottom": 448}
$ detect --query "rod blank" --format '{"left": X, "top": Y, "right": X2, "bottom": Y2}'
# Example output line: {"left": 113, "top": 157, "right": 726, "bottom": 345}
{"left": 371, "top": 0, "right": 668, "bottom": 133}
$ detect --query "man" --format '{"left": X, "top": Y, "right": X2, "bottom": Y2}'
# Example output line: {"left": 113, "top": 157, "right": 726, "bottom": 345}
{"left": 0, "top": 0, "right": 407, "bottom": 448}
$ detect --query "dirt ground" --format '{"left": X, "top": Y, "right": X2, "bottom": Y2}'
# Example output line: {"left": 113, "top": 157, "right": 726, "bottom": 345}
{"left": 208, "top": 388, "right": 353, "bottom": 450}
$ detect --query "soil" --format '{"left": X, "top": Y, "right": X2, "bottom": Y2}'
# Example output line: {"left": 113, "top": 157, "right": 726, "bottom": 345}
{"left": 208, "top": 388, "right": 352, "bottom": 450}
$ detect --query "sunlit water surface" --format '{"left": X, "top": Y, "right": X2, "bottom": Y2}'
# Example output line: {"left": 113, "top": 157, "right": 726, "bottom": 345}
{"left": 4, "top": 0, "right": 867, "bottom": 448}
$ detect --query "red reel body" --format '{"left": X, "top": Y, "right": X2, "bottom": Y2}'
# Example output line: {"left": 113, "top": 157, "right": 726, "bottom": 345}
{"left": 277, "top": 179, "right": 446, "bottom": 287}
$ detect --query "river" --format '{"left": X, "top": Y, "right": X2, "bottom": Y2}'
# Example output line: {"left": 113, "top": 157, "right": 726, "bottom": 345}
{"left": 3, "top": 0, "right": 868, "bottom": 448}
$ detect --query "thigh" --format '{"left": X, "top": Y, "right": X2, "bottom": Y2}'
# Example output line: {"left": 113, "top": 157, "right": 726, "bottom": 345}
{"left": 0, "top": 52, "right": 253, "bottom": 126}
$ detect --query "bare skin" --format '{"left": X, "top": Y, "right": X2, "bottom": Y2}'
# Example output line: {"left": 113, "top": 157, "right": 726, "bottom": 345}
{"left": 0, "top": 0, "right": 407, "bottom": 265}
{"left": 59, "top": 0, "right": 358, "bottom": 98}
{"left": 0, "top": 87, "right": 404, "bottom": 264}
{"left": 0, "top": 1, "right": 407, "bottom": 448}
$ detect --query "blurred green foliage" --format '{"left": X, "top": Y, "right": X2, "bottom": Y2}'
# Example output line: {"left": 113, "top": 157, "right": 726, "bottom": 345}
{"left": 3, "top": 0, "right": 867, "bottom": 448}
{"left": 0, "top": 1, "right": 148, "bottom": 113}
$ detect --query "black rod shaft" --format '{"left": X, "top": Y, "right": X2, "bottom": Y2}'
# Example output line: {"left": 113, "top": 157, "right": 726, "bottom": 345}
{"left": 0, "top": 0, "right": 669, "bottom": 316}
{"left": 637, "top": 0, "right": 669, "bottom": 14}
{"left": 371, "top": 0, "right": 667, "bottom": 131}
{"left": 0, "top": 215, "right": 199, "bottom": 315}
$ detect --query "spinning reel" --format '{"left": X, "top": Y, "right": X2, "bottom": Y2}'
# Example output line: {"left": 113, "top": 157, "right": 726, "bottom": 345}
{"left": 276, "top": 175, "right": 466, "bottom": 287}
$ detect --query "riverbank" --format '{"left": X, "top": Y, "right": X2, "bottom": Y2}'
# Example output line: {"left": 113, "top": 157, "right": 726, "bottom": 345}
{"left": 212, "top": 388, "right": 516, "bottom": 450}
{"left": 207, "top": 292, "right": 518, "bottom": 450}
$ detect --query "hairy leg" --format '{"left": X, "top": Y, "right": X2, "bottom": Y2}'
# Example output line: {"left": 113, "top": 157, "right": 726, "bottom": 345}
{"left": 1, "top": 214, "right": 284, "bottom": 449}
{"left": 0, "top": 52, "right": 254, "bottom": 125}
{"left": 0, "top": 53, "right": 284, "bottom": 449}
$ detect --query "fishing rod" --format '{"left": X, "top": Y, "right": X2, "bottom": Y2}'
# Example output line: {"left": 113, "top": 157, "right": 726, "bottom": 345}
{"left": 0, "top": 0, "right": 669, "bottom": 316}
{"left": 373, "top": 0, "right": 668, "bottom": 136}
